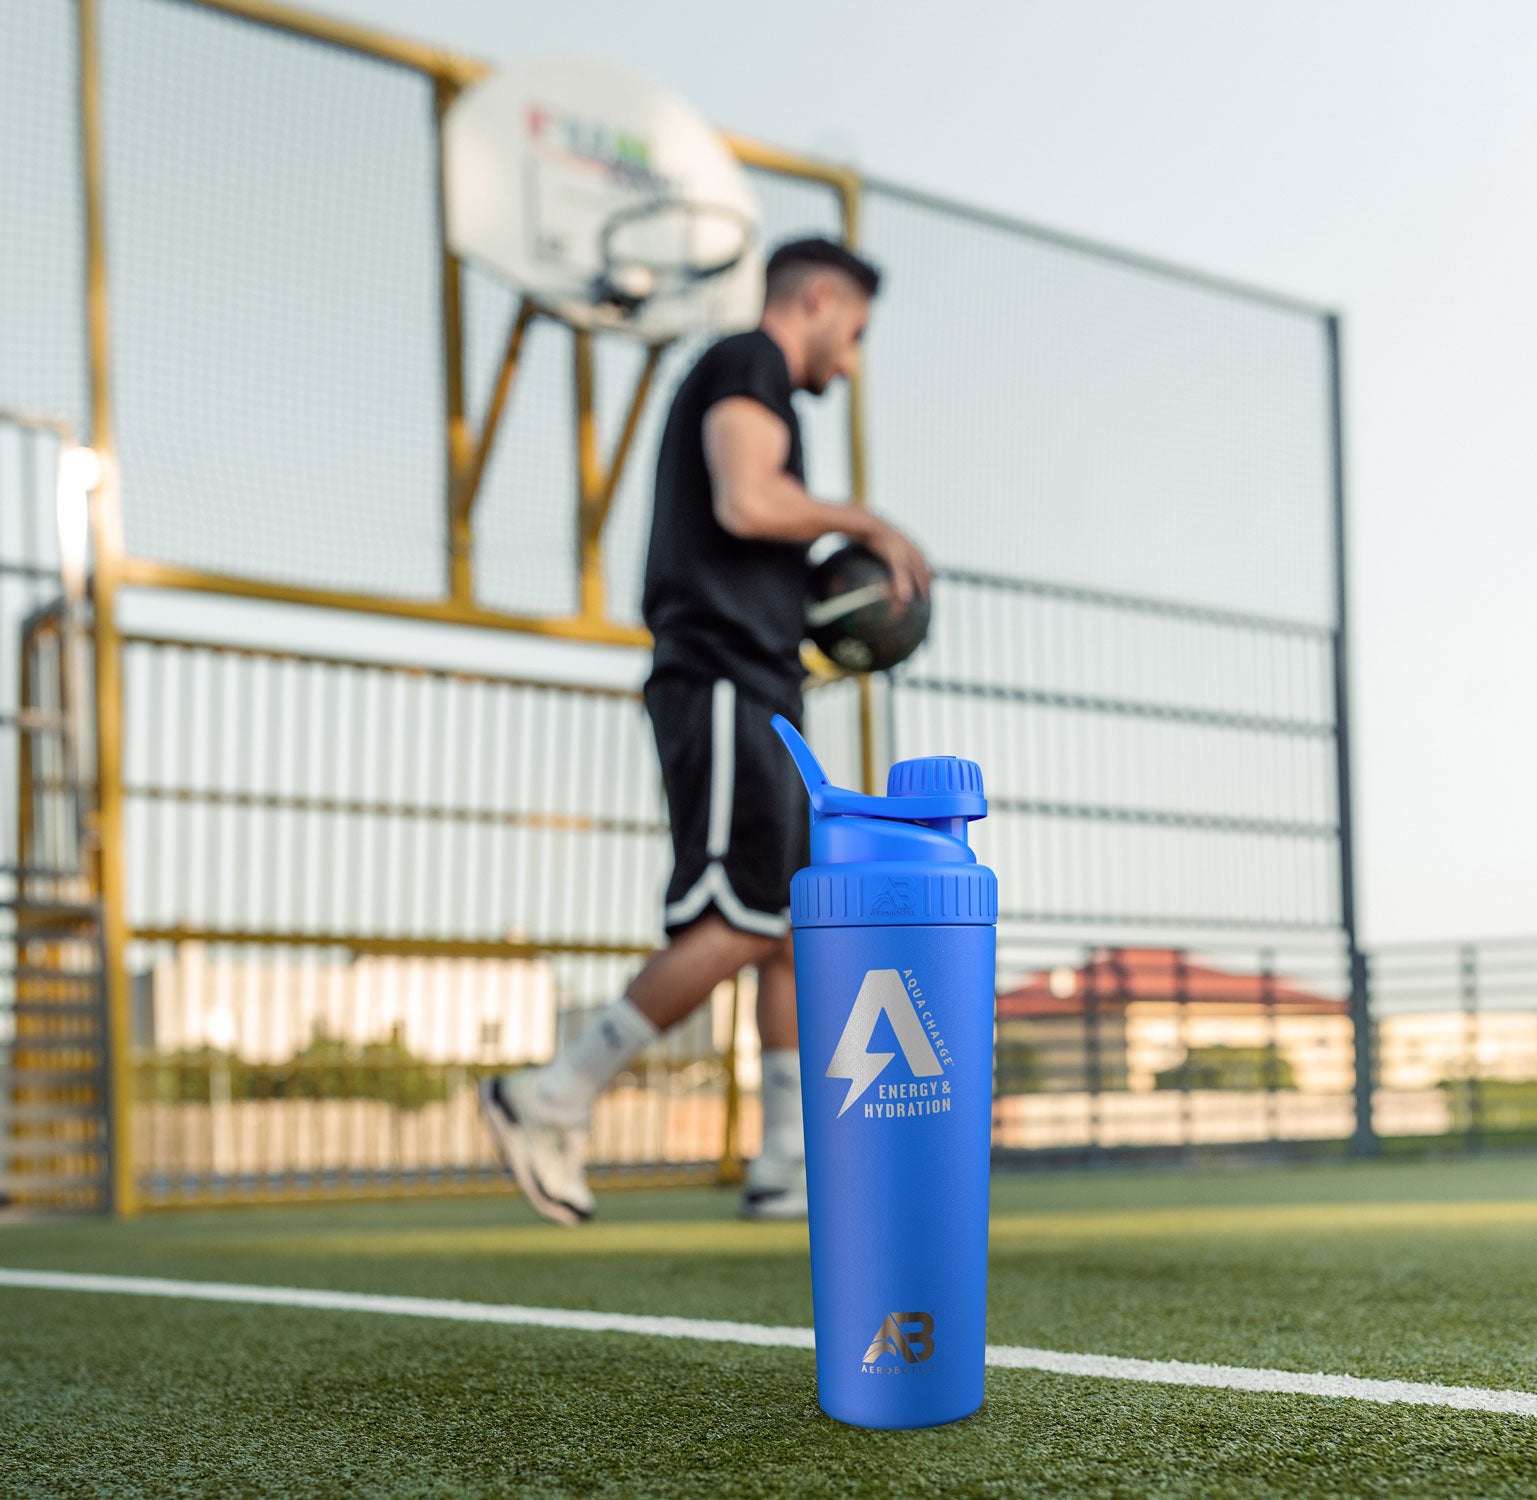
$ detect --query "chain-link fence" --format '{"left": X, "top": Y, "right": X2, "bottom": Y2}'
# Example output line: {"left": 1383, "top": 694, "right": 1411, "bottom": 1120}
{"left": 11, "top": 0, "right": 1519, "bottom": 1208}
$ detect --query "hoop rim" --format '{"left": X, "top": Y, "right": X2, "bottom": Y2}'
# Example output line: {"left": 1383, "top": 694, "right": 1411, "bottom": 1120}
{"left": 598, "top": 198, "right": 758, "bottom": 285}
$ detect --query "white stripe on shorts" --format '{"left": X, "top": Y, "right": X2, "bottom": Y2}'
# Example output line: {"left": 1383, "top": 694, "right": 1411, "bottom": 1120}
{"left": 706, "top": 678, "right": 735, "bottom": 858}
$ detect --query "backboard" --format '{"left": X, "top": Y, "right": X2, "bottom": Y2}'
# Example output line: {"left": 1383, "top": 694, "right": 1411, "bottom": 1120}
{"left": 444, "top": 58, "right": 765, "bottom": 342}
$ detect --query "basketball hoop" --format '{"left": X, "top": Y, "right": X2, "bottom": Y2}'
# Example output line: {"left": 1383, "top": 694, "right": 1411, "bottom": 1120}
{"left": 439, "top": 58, "right": 766, "bottom": 625}
{"left": 443, "top": 58, "right": 764, "bottom": 341}
{"left": 593, "top": 199, "right": 757, "bottom": 315}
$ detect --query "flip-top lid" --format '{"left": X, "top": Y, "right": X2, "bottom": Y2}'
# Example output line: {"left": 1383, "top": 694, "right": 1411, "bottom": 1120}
{"left": 771, "top": 717, "right": 986, "bottom": 824}
{"left": 771, "top": 717, "right": 997, "bottom": 928}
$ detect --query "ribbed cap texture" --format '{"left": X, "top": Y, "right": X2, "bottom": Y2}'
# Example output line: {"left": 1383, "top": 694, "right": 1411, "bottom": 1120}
{"left": 886, "top": 755, "right": 985, "bottom": 799}
{"left": 790, "top": 865, "right": 997, "bottom": 927}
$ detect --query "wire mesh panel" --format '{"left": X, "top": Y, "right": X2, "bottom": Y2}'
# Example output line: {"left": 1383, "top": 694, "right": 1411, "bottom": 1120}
{"left": 895, "top": 569, "right": 1343, "bottom": 941}
{"left": 895, "top": 566, "right": 1356, "bottom": 1157}
{"left": 849, "top": 180, "right": 1350, "bottom": 1157}
{"left": 0, "top": 1, "right": 90, "bottom": 434}
{"left": 8, "top": 0, "right": 857, "bottom": 619}
{"left": 3, "top": 3, "right": 1340, "bottom": 626}
{"left": 860, "top": 182, "right": 1337, "bottom": 626}
{"left": 97, "top": 0, "right": 448, "bottom": 596}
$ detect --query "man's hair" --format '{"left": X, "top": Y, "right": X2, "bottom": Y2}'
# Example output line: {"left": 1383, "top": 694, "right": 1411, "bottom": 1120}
{"left": 764, "top": 237, "right": 882, "bottom": 302}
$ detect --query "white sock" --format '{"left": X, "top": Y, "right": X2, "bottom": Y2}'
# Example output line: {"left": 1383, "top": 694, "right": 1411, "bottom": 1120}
{"left": 760, "top": 1047, "right": 804, "bottom": 1163}
{"left": 530, "top": 995, "right": 659, "bottom": 1127}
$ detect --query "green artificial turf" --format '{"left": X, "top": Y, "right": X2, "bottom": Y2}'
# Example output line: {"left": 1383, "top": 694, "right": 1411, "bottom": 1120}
{"left": 4, "top": 1159, "right": 1537, "bottom": 1498}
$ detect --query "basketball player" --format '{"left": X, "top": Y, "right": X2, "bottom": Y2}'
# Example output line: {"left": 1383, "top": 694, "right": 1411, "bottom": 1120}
{"left": 480, "top": 237, "right": 930, "bottom": 1225}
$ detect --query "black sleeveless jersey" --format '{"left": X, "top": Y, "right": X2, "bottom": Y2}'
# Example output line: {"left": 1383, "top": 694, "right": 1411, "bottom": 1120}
{"left": 642, "top": 330, "right": 810, "bottom": 711}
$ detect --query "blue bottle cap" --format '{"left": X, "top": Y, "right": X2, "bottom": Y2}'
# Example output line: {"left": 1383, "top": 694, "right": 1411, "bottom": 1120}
{"left": 772, "top": 717, "right": 996, "bottom": 927}
{"left": 886, "top": 755, "right": 985, "bottom": 802}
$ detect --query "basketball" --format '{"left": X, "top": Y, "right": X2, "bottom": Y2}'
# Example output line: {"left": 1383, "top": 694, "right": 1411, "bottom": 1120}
{"left": 805, "top": 541, "right": 932, "bottom": 673}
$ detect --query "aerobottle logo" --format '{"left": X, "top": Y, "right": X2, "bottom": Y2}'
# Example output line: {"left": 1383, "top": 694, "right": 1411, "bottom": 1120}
{"left": 862, "top": 1312, "right": 936, "bottom": 1367}
{"left": 827, "top": 968, "right": 943, "bottom": 1116}
{"left": 869, "top": 877, "right": 917, "bottom": 917}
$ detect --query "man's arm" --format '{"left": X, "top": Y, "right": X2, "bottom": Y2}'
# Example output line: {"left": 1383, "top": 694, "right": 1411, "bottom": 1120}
{"left": 703, "top": 397, "right": 931, "bottom": 603}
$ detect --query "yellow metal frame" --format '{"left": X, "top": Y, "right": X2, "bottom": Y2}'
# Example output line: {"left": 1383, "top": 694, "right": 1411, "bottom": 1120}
{"left": 72, "top": 0, "right": 875, "bottom": 1211}
{"left": 73, "top": 0, "right": 868, "bottom": 651}
{"left": 78, "top": 0, "right": 135, "bottom": 1215}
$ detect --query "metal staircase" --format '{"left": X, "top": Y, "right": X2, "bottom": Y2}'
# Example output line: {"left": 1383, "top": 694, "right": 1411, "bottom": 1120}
{"left": 2, "top": 415, "right": 112, "bottom": 1211}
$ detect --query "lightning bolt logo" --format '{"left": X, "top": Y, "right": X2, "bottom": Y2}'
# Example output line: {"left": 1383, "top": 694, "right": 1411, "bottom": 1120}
{"left": 826, "top": 968, "right": 943, "bottom": 1117}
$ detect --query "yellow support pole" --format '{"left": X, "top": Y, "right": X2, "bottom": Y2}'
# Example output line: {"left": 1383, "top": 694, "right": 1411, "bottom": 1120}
{"left": 599, "top": 343, "right": 666, "bottom": 518}
{"left": 110, "top": 555, "right": 654, "bottom": 647}
{"left": 573, "top": 328, "right": 606, "bottom": 621}
{"left": 573, "top": 337, "right": 667, "bottom": 625}
{"left": 451, "top": 299, "right": 534, "bottom": 559}
{"left": 722, "top": 132, "right": 861, "bottom": 201}
{"left": 718, "top": 974, "right": 744, "bottom": 1187}
{"left": 837, "top": 175, "right": 879, "bottom": 794}
{"left": 180, "top": 0, "right": 488, "bottom": 85}
{"left": 79, "top": 0, "right": 135, "bottom": 1215}
{"left": 435, "top": 73, "right": 474, "bottom": 603}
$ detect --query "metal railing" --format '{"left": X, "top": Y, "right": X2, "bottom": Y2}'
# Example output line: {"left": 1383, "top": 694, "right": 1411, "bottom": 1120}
{"left": 109, "top": 630, "right": 863, "bottom": 1206}
{"left": 1367, "top": 937, "right": 1537, "bottom": 1149}
{"left": 985, "top": 937, "right": 1537, "bottom": 1163}
{"left": 2, "top": 413, "right": 112, "bottom": 1210}
{"left": 990, "top": 937, "right": 1357, "bottom": 1161}
{"left": 112, "top": 633, "right": 695, "bottom": 1204}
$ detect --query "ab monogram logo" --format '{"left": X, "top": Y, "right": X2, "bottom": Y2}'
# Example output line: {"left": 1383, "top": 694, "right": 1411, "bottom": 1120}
{"left": 861, "top": 1312, "right": 936, "bottom": 1370}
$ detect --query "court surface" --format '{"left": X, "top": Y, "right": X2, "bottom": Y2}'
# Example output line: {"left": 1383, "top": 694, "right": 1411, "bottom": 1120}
{"left": 5, "top": 1158, "right": 1536, "bottom": 1498}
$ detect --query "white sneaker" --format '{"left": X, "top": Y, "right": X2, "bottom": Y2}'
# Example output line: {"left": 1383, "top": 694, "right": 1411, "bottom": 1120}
{"left": 740, "top": 1154, "right": 807, "bottom": 1220}
{"left": 479, "top": 1072, "right": 594, "bottom": 1227}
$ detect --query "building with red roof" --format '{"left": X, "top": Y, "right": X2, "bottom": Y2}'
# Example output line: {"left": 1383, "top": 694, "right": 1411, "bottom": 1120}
{"left": 995, "top": 947, "right": 1352, "bottom": 1094}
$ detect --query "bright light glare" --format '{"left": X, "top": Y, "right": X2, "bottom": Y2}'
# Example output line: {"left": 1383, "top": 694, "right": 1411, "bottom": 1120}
{"left": 1048, "top": 965, "right": 1078, "bottom": 1000}
{"left": 205, "top": 1007, "right": 238, "bottom": 1053}
{"left": 57, "top": 445, "right": 103, "bottom": 493}
{"left": 55, "top": 445, "right": 102, "bottom": 585}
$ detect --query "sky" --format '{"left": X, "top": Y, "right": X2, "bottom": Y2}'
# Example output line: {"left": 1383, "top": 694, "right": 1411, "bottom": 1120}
{"left": 174, "top": 0, "right": 1537, "bottom": 945}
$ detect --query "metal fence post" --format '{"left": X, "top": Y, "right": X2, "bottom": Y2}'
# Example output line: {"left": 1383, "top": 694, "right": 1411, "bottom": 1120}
{"left": 1350, "top": 948, "right": 1375, "bottom": 1156}
{"left": 1327, "top": 315, "right": 1376, "bottom": 1160}
{"left": 1459, "top": 943, "right": 1481, "bottom": 1152}
{"left": 1084, "top": 947, "right": 1102, "bottom": 1152}
{"left": 1260, "top": 947, "right": 1279, "bottom": 1142}
{"left": 1174, "top": 948, "right": 1192, "bottom": 1155}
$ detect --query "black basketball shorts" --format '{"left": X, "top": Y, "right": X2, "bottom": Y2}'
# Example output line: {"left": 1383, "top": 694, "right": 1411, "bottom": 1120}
{"left": 643, "top": 675, "right": 810, "bottom": 939}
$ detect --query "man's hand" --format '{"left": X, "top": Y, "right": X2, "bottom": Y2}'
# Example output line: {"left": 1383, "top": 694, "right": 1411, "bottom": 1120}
{"left": 857, "top": 513, "right": 931, "bottom": 609}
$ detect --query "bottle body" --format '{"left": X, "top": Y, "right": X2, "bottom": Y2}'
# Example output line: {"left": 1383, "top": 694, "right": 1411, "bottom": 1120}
{"left": 794, "top": 920, "right": 996, "bottom": 1429}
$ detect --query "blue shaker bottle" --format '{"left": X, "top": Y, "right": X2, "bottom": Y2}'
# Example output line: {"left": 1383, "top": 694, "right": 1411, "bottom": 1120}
{"left": 771, "top": 716, "right": 997, "bottom": 1430}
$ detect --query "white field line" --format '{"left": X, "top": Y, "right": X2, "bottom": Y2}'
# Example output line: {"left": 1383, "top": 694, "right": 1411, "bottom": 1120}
{"left": 4, "top": 1267, "right": 1535, "bottom": 1419}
